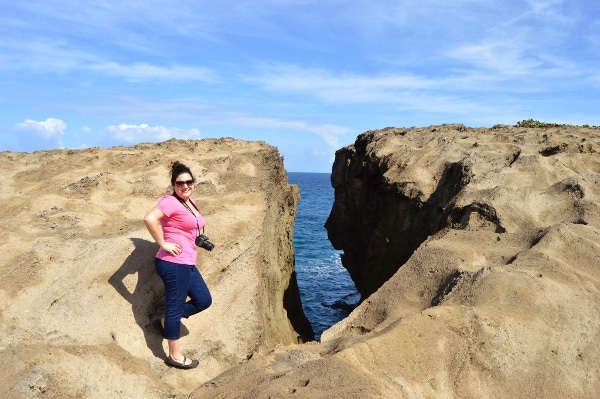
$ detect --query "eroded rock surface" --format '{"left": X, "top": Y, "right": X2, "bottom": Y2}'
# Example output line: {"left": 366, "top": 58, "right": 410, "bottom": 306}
{"left": 326, "top": 124, "right": 599, "bottom": 300}
{"left": 191, "top": 125, "right": 600, "bottom": 399}
{"left": 2, "top": 125, "right": 599, "bottom": 399}
{"left": 0, "top": 139, "right": 312, "bottom": 398}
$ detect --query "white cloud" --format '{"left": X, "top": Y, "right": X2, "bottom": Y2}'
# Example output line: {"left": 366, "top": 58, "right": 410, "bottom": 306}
{"left": 105, "top": 123, "right": 202, "bottom": 143}
{"left": 310, "top": 124, "right": 349, "bottom": 150}
{"left": 12, "top": 118, "right": 67, "bottom": 150}
{"left": 248, "top": 64, "right": 435, "bottom": 104}
{"left": 224, "top": 112, "right": 351, "bottom": 150}
{"left": 449, "top": 40, "right": 543, "bottom": 76}
{"left": 89, "top": 62, "right": 216, "bottom": 82}
{"left": 16, "top": 118, "right": 67, "bottom": 138}
{"left": 525, "top": 0, "right": 564, "bottom": 13}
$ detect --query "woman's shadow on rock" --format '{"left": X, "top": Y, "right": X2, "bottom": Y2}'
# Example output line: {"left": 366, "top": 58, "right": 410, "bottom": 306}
{"left": 108, "top": 237, "right": 189, "bottom": 359}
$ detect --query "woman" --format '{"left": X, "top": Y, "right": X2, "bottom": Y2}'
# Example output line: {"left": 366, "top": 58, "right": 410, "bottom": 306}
{"left": 144, "top": 161, "right": 212, "bottom": 369}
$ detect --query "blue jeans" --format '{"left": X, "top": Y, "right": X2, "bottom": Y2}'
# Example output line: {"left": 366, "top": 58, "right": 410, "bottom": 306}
{"left": 155, "top": 258, "right": 212, "bottom": 340}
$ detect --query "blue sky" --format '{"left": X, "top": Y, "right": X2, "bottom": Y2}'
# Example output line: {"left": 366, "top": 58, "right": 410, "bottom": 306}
{"left": 1, "top": 0, "right": 598, "bottom": 172}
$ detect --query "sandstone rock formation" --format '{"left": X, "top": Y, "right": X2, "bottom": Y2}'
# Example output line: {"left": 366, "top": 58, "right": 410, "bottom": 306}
{"left": 326, "top": 124, "right": 599, "bottom": 300}
{"left": 191, "top": 125, "right": 600, "bottom": 398}
{"left": 0, "top": 138, "right": 312, "bottom": 398}
{"left": 1, "top": 124, "right": 599, "bottom": 399}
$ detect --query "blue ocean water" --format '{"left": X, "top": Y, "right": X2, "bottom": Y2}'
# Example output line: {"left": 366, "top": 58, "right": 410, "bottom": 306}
{"left": 288, "top": 172, "right": 360, "bottom": 340}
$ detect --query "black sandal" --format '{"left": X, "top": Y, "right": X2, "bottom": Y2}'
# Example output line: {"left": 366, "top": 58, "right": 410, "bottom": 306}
{"left": 165, "top": 356, "right": 199, "bottom": 370}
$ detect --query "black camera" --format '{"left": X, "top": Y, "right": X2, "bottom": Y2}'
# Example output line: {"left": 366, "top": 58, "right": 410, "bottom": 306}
{"left": 195, "top": 234, "right": 215, "bottom": 251}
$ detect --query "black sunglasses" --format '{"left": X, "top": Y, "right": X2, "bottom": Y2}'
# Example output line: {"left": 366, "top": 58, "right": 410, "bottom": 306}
{"left": 175, "top": 180, "right": 194, "bottom": 187}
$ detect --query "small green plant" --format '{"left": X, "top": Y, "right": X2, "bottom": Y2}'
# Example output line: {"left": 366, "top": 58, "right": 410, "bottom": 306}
{"left": 516, "top": 119, "right": 559, "bottom": 128}
{"left": 516, "top": 119, "right": 599, "bottom": 129}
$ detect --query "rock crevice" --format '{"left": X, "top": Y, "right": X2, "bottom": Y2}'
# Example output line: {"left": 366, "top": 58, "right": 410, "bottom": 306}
{"left": 0, "top": 138, "right": 312, "bottom": 398}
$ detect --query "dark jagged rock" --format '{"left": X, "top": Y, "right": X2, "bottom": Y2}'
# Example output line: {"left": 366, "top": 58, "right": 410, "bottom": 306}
{"left": 191, "top": 124, "right": 600, "bottom": 398}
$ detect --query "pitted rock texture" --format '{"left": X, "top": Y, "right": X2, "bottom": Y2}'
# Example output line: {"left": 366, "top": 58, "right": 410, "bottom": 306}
{"left": 190, "top": 125, "right": 599, "bottom": 399}
{"left": 326, "top": 124, "right": 599, "bottom": 300}
{"left": 0, "top": 138, "right": 312, "bottom": 398}
{"left": 2, "top": 125, "right": 599, "bottom": 399}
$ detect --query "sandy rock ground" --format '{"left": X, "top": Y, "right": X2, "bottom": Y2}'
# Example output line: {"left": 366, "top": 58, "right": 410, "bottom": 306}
{"left": 0, "top": 139, "right": 306, "bottom": 398}
{"left": 1, "top": 126, "right": 599, "bottom": 399}
{"left": 192, "top": 125, "right": 600, "bottom": 398}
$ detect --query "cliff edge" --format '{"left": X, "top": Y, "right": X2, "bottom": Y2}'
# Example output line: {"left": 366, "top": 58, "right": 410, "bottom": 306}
{"left": 191, "top": 124, "right": 600, "bottom": 399}
{"left": 2, "top": 125, "right": 599, "bottom": 399}
{"left": 0, "top": 138, "right": 312, "bottom": 398}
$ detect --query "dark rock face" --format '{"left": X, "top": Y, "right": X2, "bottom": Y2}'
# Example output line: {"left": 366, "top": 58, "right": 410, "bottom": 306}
{"left": 326, "top": 128, "right": 471, "bottom": 299}
{"left": 326, "top": 150, "right": 427, "bottom": 298}
{"left": 191, "top": 124, "right": 600, "bottom": 398}
{"left": 326, "top": 124, "right": 597, "bottom": 301}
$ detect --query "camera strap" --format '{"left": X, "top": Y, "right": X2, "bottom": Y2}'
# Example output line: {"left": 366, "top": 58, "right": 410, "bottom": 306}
{"left": 173, "top": 194, "right": 203, "bottom": 236}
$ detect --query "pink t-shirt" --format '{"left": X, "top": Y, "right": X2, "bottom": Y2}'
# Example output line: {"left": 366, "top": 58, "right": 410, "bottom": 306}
{"left": 155, "top": 195, "right": 205, "bottom": 265}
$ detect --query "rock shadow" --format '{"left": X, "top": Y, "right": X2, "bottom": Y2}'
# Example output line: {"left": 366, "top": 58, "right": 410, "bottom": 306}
{"left": 108, "top": 237, "right": 168, "bottom": 359}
